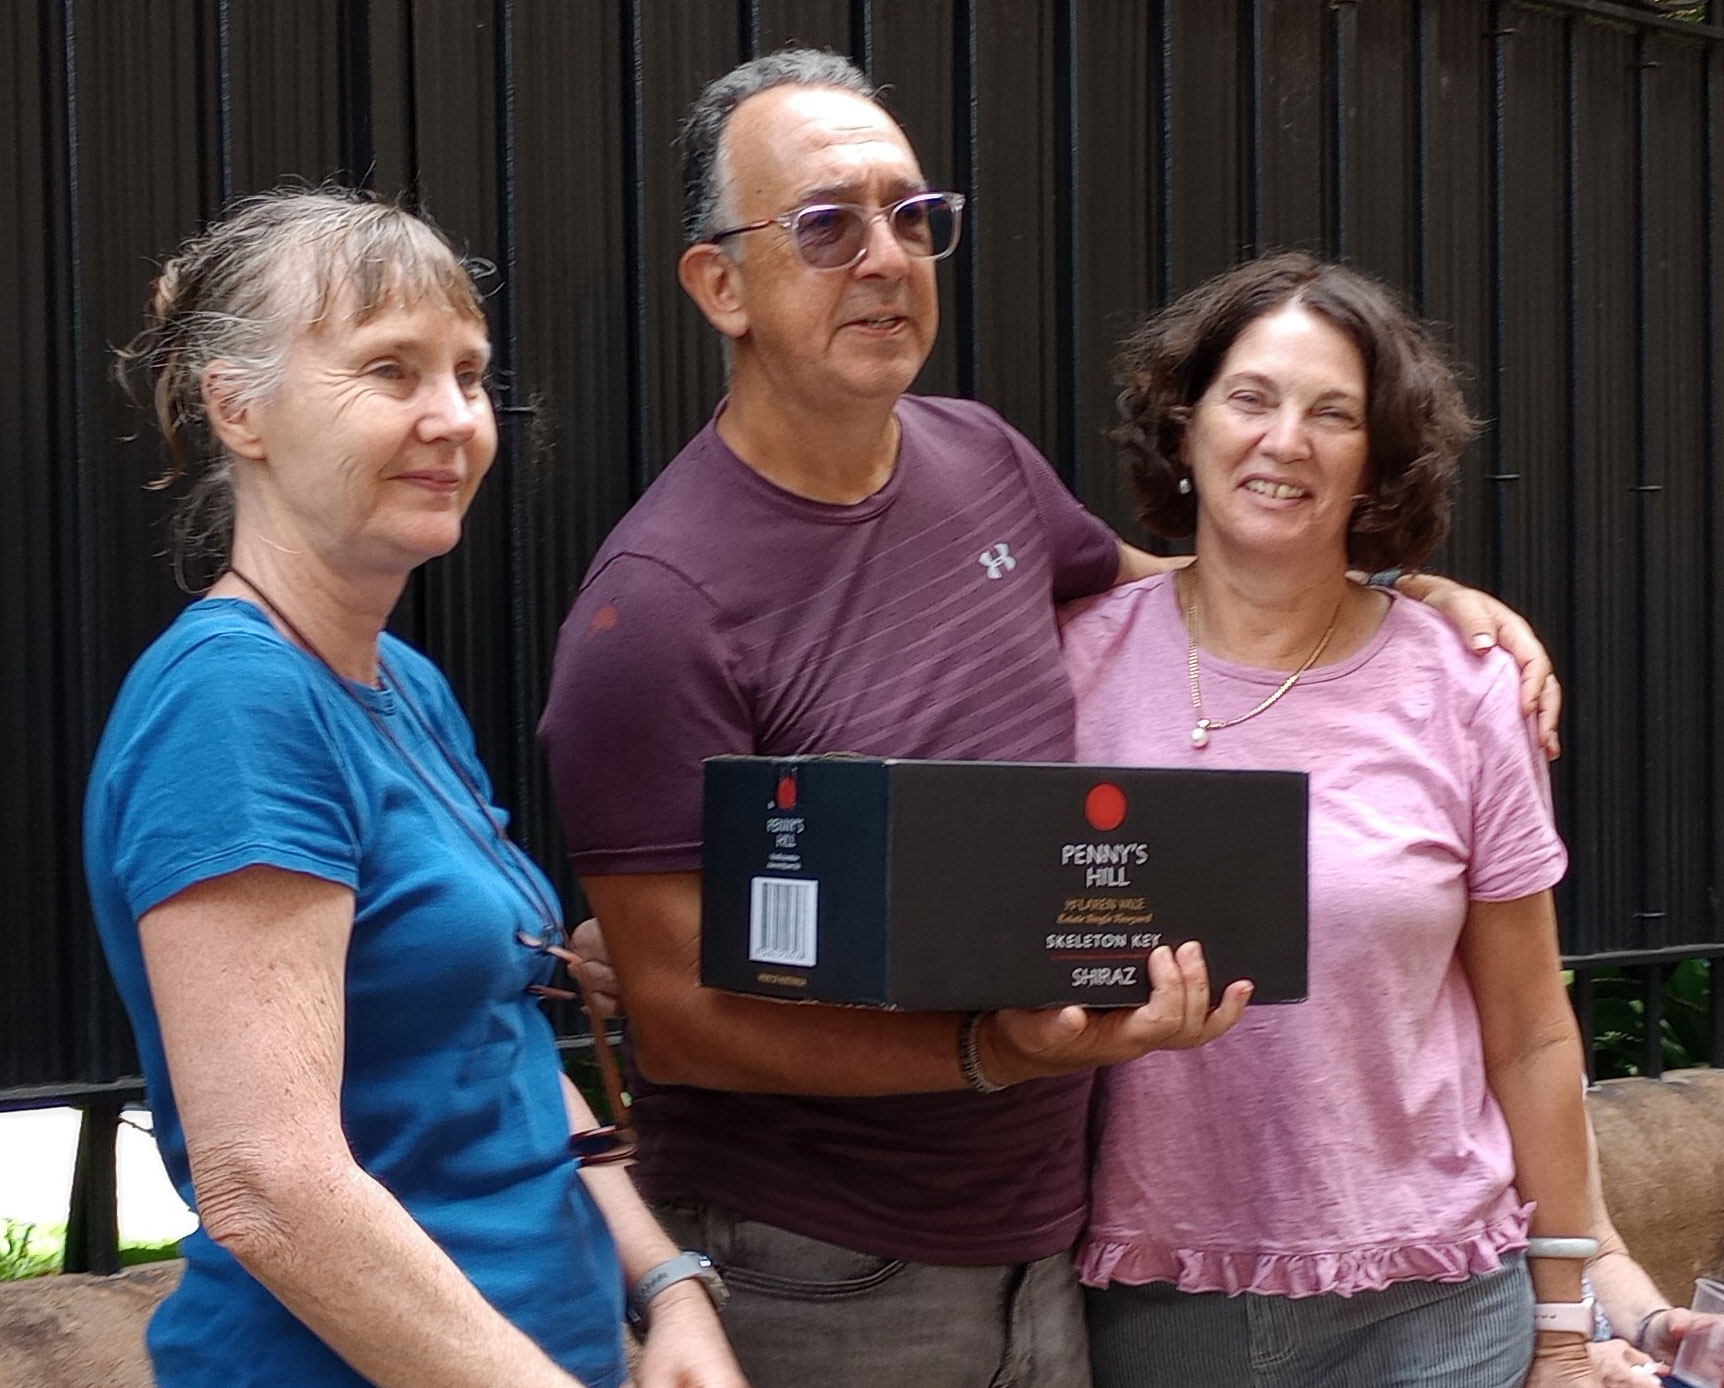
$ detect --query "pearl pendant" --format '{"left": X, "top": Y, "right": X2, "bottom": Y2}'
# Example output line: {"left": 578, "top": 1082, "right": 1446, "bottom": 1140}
{"left": 1191, "top": 721, "right": 1211, "bottom": 748}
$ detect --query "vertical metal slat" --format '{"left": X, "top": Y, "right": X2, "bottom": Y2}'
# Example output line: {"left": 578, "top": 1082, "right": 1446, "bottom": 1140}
{"left": 1328, "top": 0, "right": 1355, "bottom": 260}
{"left": 1411, "top": 0, "right": 1429, "bottom": 310}
{"left": 1240, "top": 0, "right": 1262, "bottom": 256}
{"left": 851, "top": 0, "right": 874, "bottom": 76}
{"left": 1632, "top": 33, "right": 1662, "bottom": 953}
{"left": 1487, "top": 3, "right": 1511, "bottom": 596}
{"left": 620, "top": 0, "right": 649, "bottom": 500}
{"left": 1155, "top": 0, "right": 1173, "bottom": 301}
{"left": 1053, "top": 0, "right": 1078, "bottom": 485}
{"left": 953, "top": 0, "right": 979, "bottom": 399}
{"left": 492, "top": 0, "right": 533, "bottom": 816}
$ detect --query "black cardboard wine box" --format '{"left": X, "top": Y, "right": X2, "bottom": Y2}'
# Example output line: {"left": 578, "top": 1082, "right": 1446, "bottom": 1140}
{"left": 700, "top": 755, "right": 1308, "bottom": 1010}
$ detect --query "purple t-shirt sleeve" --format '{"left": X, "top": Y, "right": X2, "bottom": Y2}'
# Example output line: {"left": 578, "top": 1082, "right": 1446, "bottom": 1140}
{"left": 539, "top": 554, "right": 752, "bottom": 876}
{"left": 998, "top": 420, "right": 1118, "bottom": 602}
{"left": 1465, "top": 654, "right": 1568, "bottom": 901}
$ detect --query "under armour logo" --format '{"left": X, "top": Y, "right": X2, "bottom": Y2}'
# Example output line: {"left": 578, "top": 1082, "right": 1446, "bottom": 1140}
{"left": 978, "top": 543, "right": 1017, "bottom": 579}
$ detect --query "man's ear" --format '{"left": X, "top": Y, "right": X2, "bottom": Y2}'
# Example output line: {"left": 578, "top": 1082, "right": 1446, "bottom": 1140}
{"left": 201, "top": 363, "right": 267, "bottom": 460}
{"left": 678, "top": 243, "right": 748, "bottom": 340}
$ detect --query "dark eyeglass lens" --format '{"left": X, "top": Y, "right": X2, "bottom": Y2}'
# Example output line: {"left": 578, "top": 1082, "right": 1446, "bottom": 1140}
{"left": 793, "top": 207, "right": 864, "bottom": 268}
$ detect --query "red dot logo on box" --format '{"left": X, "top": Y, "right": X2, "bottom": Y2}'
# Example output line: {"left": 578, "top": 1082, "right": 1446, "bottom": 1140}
{"left": 775, "top": 775, "right": 798, "bottom": 810}
{"left": 1085, "top": 782, "right": 1127, "bottom": 832}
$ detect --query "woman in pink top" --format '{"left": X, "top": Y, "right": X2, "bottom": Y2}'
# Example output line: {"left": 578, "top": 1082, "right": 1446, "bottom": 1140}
{"left": 1064, "top": 254, "right": 1601, "bottom": 1388}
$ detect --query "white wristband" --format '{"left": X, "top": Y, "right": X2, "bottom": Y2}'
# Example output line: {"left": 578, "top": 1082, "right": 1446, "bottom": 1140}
{"left": 1525, "top": 1236, "right": 1600, "bottom": 1260}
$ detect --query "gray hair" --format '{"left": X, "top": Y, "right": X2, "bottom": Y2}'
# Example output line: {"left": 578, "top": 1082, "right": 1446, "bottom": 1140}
{"left": 115, "top": 185, "right": 487, "bottom": 588}
{"left": 680, "top": 47, "right": 879, "bottom": 244}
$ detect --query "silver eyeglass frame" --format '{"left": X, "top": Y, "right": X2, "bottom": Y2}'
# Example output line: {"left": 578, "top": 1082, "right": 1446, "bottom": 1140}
{"left": 703, "top": 190, "right": 967, "bottom": 271}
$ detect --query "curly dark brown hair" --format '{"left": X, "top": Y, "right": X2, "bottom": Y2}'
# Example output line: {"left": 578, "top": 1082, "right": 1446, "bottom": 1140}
{"left": 1110, "top": 251, "right": 1476, "bottom": 572}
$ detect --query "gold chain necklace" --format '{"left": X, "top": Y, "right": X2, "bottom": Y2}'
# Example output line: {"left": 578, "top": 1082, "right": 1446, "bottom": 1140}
{"left": 1185, "top": 585, "right": 1342, "bottom": 749}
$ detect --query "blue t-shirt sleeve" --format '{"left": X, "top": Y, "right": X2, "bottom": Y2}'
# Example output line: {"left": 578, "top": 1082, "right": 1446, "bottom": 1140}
{"left": 105, "top": 630, "right": 364, "bottom": 919}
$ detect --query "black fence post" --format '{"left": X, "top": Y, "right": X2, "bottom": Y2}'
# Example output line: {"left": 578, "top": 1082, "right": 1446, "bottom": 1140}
{"left": 1570, "top": 966, "right": 1596, "bottom": 1081}
{"left": 1709, "top": 957, "right": 1723, "bottom": 1066}
{"left": 1640, "top": 964, "right": 1666, "bottom": 1078}
{"left": 62, "top": 1103, "right": 121, "bottom": 1275}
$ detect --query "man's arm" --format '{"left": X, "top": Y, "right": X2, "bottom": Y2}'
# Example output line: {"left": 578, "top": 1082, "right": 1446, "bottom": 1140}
{"left": 1394, "top": 571, "right": 1561, "bottom": 757}
{"left": 1114, "top": 540, "right": 1185, "bottom": 585}
{"left": 582, "top": 871, "right": 1249, "bottom": 1095}
{"left": 1112, "top": 543, "right": 1560, "bottom": 755}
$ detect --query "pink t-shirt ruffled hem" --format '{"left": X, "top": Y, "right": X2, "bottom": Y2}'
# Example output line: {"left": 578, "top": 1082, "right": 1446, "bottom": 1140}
{"left": 1061, "top": 576, "right": 1568, "bottom": 1303}
{"left": 1079, "top": 1201, "right": 1533, "bottom": 1297}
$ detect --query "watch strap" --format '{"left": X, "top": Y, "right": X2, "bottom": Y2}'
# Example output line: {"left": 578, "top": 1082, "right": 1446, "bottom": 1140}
{"left": 627, "top": 1251, "right": 724, "bottom": 1331}
{"left": 1532, "top": 1297, "right": 1596, "bottom": 1335}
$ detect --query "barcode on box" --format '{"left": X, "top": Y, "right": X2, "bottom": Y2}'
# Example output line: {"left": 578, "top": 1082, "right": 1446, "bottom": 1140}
{"left": 749, "top": 877, "right": 818, "bottom": 967}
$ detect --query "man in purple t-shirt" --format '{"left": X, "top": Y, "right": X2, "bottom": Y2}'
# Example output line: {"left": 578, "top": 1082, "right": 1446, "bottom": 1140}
{"left": 539, "top": 50, "right": 1556, "bottom": 1388}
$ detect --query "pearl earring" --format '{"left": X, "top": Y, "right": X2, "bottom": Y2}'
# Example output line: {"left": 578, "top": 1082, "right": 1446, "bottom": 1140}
{"left": 1177, "top": 475, "right": 1192, "bottom": 495}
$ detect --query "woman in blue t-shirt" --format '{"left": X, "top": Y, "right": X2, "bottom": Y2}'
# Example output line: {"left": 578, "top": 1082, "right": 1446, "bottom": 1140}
{"left": 85, "top": 187, "right": 744, "bottom": 1388}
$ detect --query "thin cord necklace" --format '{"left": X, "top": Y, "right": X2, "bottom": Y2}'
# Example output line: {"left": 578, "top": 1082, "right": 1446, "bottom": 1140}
{"left": 1185, "top": 579, "right": 1342, "bottom": 749}
{"left": 224, "top": 565, "right": 637, "bottom": 1160}
{"left": 226, "top": 566, "right": 557, "bottom": 922}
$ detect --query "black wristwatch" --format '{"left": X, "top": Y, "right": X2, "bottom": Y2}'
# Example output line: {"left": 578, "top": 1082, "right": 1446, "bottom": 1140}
{"left": 626, "top": 1251, "right": 728, "bottom": 1331}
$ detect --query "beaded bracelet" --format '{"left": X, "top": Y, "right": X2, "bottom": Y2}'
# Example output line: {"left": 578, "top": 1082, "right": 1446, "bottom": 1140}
{"left": 959, "top": 1011, "right": 1007, "bottom": 1093}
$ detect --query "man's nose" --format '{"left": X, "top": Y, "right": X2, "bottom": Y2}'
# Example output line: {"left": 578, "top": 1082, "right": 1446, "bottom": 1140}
{"left": 854, "top": 210, "right": 911, "bottom": 276}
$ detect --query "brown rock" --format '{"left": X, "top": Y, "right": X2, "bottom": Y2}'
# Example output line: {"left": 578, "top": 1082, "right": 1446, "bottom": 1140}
{"left": 1589, "top": 1070, "right": 1724, "bottom": 1299}
{"left": 0, "top": 1261, "right": 180, "bottom": 1388}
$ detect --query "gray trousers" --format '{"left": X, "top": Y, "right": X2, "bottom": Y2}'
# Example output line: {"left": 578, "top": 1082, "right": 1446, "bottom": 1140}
{"left": 1085, "top": 1253, "right": 1535, "bottom": 1388}
{"left": 655, "top": 1200, "right": 1091, "bottom": 1388}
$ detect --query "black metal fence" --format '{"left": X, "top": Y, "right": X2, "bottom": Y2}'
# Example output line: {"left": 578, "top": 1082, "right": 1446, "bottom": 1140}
{"left": 4, "top": 0, "right": 1722, "bottom": 1252}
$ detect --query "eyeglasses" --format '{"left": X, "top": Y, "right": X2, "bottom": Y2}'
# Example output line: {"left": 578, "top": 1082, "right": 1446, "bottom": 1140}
{"left": 705, "top": 191, "right": 967, "bottom": 271}
{"left": 520, "top": 928, "right": 638, "bottom": 1167}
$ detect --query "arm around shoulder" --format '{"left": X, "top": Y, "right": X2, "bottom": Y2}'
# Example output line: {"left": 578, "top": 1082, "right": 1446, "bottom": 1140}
{"left": 1394, "top": 571, "right": 1561, "bottom": 756}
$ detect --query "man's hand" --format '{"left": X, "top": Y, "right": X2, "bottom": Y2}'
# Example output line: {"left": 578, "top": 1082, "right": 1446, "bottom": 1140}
{"left": 981, "top": 941, "right": 1251, "bottom": 1085}
{"left": 570, "top": 917, "right": 624, "bottom": 1023}
{"left": 1394, "top": 572, "right": 1562, "bottom": 759}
